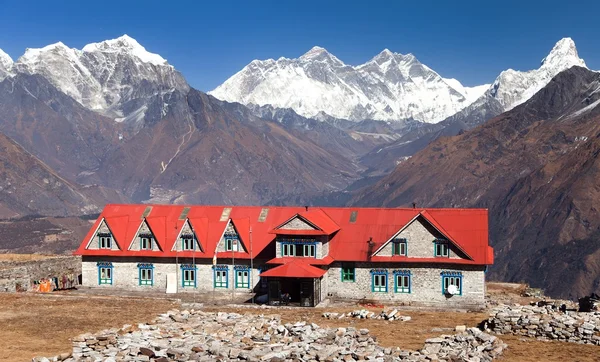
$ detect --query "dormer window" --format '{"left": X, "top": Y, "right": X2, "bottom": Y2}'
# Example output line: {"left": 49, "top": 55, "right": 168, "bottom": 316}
{"left": 140, "top": 234, "right": 153, "bottom": 250}
{"left": 98, "top": 233, "right": 112, "bottom": 249}
{"left": 225, "top": 235, "right": 240, "bottom": 251}
{"left": 434, "top": 239, "right": 449, "bottom": 257}
{"left": 392, "top": 238, "right": 407, "bottom": 256}
{"left": 181, "top": 234, "right": 195, "bottom": 251}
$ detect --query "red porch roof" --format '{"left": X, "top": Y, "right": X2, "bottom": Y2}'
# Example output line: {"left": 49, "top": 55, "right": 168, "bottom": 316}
{"left": 260, "top": 260, "right": 327, "bottom": 278}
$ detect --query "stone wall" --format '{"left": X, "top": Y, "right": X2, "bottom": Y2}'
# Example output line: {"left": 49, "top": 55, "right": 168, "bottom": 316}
{"left": 485, "top": 304, "right": 600, "bottom": 345}
{"left": 325, "top": 262, "right": 486, "bottom": 309}
{"left": 82, "top": 256, "right": 262, "bottom": 293}
{"left": 0, "top": 256, "right": 81, "bottom": 292}
{"left": 375, "top": 217, "right": 465, "bottom": 259}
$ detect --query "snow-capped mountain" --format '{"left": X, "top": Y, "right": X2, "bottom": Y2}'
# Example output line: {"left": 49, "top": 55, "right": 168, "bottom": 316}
{"left": 440, "top": 38, "right": 587, "bottom": 129}
{"left": 487, "top": 37, "right": 586, "bottom": 111}
{"left": 0, "top": 49, "right": 12, "bottom": 80}
{"left": 209, "top": 47, "right": 489, "bottom": 124}
{"left": 11, "top": 35, "right": 188, "bottom": 124}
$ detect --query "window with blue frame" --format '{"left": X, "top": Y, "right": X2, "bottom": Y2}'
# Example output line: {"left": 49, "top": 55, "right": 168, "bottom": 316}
{"left": 370, "top": 269, "right": 388, "bottom": 292}
{"left": 434, "top": 239, "right": 449, "bottom": 257}
{"left": 279, "top": 237, "right": 317, "bottom": 258}
{"left": 392, "top": 238, "right": 407, "bottom": 256}
{"left": 97, "top": 262, "right": 113, "bottom": 285}
{"left": 225, "top": 234, "right": 240, "bottom": 251}
{"left": 139, "top": 234, "right": 153, "bottom": 250}
{"left": 213, "top": 265, "right": 228, "bottom": 288}
{"left": 181, "top": 234, "right": 196, "bottom": 251}
{"left": 138, "top": 263, "right": 153, "bottom": 286}
{"left": 394, "top": 270, "right": 411, "bottom": 293}
{"left": 441, "top": 271, "right": 462, "bottom": 295}
{"left": 98, "top": 233, "right": 112, "bottom": 249}
{"left": 181, "top": 264, "right": 197, "bottom": 288}
{"left": 234, "top": 266, "right": 250, "bottom": 289}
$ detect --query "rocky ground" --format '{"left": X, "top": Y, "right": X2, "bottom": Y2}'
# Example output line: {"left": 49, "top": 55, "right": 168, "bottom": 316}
{"left": 36, "top": 310, "right": 507, "bottom": 362}
{"left": 485, "top": 304, "right": 600, "bottom": 345}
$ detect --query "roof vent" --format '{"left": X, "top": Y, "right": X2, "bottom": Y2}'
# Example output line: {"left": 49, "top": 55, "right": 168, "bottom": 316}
{"left": 220, "top": 207, "right": 232, "bottom": 222}
{"left": 141, "top": 206, "right": 152, "bottom": 219}
{"left": 258, "top": 208, "right": 269, "bottom": 222}
{"left": 178, "top": 207, "right": 190, "bottom": 220}
{"left": 349, "top": 210, "right": 358, "bottom": 223}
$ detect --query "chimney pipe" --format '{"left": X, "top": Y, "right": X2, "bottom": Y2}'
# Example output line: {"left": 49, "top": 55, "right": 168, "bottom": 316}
{"left": 305, "top": 205, "right": 309, "bottom": 211}
{"left": 412, "top": 202, "right": 416, "bottom": 209}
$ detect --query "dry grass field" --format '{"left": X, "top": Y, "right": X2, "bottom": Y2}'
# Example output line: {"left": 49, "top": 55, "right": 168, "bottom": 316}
{"left": 0, "top": 253, "right": 58, "bottom": 262}
{"left": 0, "top": 293, "right": 178, "bottom": 361}
{"left": 1, "top": 283, "right": 599, "bottom": 361}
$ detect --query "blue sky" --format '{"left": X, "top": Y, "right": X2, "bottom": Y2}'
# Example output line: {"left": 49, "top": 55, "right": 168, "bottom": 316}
{"left": 0, "top": 0, "right": 598, "bottom": 91}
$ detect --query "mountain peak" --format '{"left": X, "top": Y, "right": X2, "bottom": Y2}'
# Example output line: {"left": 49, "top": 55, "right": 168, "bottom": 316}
{"left": 300, "top": 46, "right": 328, "bottom": 58}
{"left": 18, "top": 42, "right": 80, "bottom": 65}
{"left": 541, "top": 37, "right": 586, "bottom": 69}
{"left": 299, "top": 46, "right": 343, "bottom": 65}
{"left": 82, "top": 35, "right": 167, "bottom": 66}
{"left": 0, "top": 48, "right": 13, "bottom": 68}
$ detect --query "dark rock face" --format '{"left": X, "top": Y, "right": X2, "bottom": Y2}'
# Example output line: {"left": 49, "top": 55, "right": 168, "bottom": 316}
{"left": 352, "top": 67, "right": 600, "bottom": 298}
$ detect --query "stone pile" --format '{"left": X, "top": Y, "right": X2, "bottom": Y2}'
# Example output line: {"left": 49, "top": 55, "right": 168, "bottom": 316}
{"left": 37, "top": 310, "right": 506, "bottom": 361}
{"left": 322, "top": 309, "right": 412, "bottom": 322}
{"left": 485, "top": 304, "right": 600, "bottom": 345}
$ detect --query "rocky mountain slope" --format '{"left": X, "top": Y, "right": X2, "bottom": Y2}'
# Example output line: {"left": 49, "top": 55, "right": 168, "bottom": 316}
{"left": 210, "top": 47, "right": 488, "bottom": 123}
{"left": 360, "top": 38, "right": 588, "bottom": 174}
{"left": 0, "top": 131, "right": 105, "bottom": 218}
{"left": 352, "top": 66, "right": 600, "bottom": 298}
{"left": 0, "top": 36, "right": 364, "bottom": 209}
{"left": 81, "top": 89, "right": 360, "bottom": 205}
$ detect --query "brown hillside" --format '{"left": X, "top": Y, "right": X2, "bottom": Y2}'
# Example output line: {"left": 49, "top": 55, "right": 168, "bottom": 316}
{"left": 352, "top": 66, "right": 600, "bottom": 298}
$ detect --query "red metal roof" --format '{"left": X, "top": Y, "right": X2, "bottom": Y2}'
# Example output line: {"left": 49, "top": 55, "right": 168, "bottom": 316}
{"left": 259, "top": 260, "right": 327, "bottom": 278}
{"left": 266, "top": 256, "right": 335, "bottom": 266}
{"left": 75, "top": 204, "right": 493, "bottom": 265}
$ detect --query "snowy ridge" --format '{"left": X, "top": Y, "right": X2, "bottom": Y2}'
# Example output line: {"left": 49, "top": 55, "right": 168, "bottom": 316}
{"left": 210, "top": 47, "right": 489, "bottom": 124}
{"left": 210, "top": 47, "right": 487, "bottom": 124}
{"left": 0, "top": 48, "right": 13, "bottom": 80}
{"left": 12, "top": 35, "right": 188, "bottom": 117}
{"left": 82, "top": 34, "right": 167, "bottom": 66}
{"left": 487, "top": 37, "right": 586, "bottom": 111}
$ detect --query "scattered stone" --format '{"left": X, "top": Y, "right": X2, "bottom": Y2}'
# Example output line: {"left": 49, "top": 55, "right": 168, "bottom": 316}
{"left": 484, "top": 304, "right": 600, "bottom": 345}
{"left": 38, "top": 310, "right": 506, "bottom": 361}
{"left": 322, "top": 309, "right": 412, "bottom": 322}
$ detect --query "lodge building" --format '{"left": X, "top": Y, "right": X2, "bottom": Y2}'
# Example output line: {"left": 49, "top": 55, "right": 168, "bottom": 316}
{"left": 76, "top": 204, "right": 494, "bottom": 308}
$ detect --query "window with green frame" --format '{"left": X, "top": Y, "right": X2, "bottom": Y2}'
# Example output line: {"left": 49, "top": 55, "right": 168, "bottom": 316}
{"left": 181, "top": 265, "right": 196, "bottom": 288}
{"left": 235, "top": 268, "right": 250, "bottom": 289}
{"left": 434, "top": 239, "right": 449, "bottom": 257}
{"left": 225, "top": 235, "right": 240, "bottom": 251}
{"left": 98, "top": 234, "right": 112, "bottom": 249}
{"left": 97, "top": 262, "right": 113, "bottom": 285}
{"left": 214, "top": 266, "right": 228, "bottom": 288}
{"left": 341, "top": 264, "right": 355, "bottom": 282}
{"left": 371, "top": 270, "right": 387, "bottom": 292}
{"left": 140, "top": 236, "right": 153, "bottom": 250}
{"left": 394, "top": 271, "right": 411, "bottom": 293}
{"left": 181, "top": 235, "right": 195, "bottom": 251}
{"left": 281, "top": 243, "right": 296, "bottom": 257}
{"left": 138, "top": 263, "right": 153, "bottom": 286}
{"left": 392, "top": 238, "right": 407, "bottom": 256}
